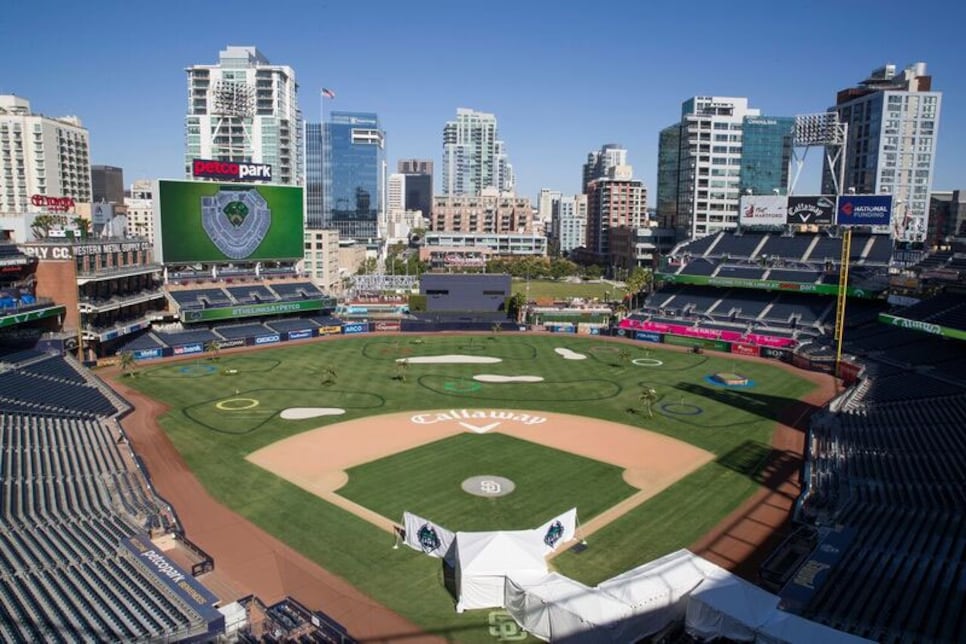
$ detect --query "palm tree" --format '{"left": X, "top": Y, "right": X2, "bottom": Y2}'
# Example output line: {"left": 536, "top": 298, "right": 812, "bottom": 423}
{"left": 617, "top": 348, "right": 631, "bottom": 367}
{"left": 118, "top": 351, "right": 137, "bottom": 378}
{"left": 639, "top": 387, "right": 659, "bottom": 418}
{"left": 319, "top": 367, "right": 337, "bottom": 387}
{"left": 394, "top": 359, "right": 410, "bottom": 382}
{"left": 204, "top": 340, "right": 222, "bottom": 360}
{"left": 490, "top": 322, "right": 502, "bottom": 339}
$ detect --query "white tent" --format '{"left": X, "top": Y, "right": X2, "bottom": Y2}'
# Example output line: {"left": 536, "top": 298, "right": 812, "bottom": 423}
{"left": 685, "top": 571, "right": 779, "bottom": 641}
{"left": 504, "top": 573, "right": 632, "bottom": 642}
{"left": 454, "top": 531, "right": 548, "bottom": 613}
{"left": 756, "top": 610, "right": 876, "bottom": 644}
{"left": 596, "top": 549, "right": 713, "bottom": 638}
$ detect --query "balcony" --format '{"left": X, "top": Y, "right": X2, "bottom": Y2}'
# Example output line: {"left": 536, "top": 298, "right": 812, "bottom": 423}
{"left": 78, "top": 288, "right": 166, "bottom": 313}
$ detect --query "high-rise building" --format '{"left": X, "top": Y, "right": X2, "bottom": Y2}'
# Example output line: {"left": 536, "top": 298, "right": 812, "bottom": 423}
{"left": 0, "top": 95, "right": 91, "bottom": 214}
{"left": 442, "top": 108, "right": 513, "bottom": 195}
{"left": 304, "top": 122, "right": 324, "bottom": 228}
{"left": 397, "top": 159, "right": 433, "bottom": 219}
{"left": 323, "top": 112, "right": 385, "bottom": 240}
{"left": 398, "top": 159, "right": 433, "bottom": 175}
{"left": 537, "top": 189, "right": 561, "bottom": 225}
{"left": 550, "top": 194, "right": 587, "bottom": 256}
{"left": 928, "top": 190, "right": 966, "bottom": 245}
{"left": 582, "top": 144, "right": 627, "bottom": 194}
{"left": 91, "top": 165, "right": 124, "bottom": 204}
{"left": 185, "top": 46, "right": 302, "bottom": 185}
{"left": 657, "top": 97, "right": 792, "bottom": 239}
{"left": 431, "top": 190, "right": 533, "bottom": 234}
{"left": 124, "top": 181, "right": 155, "bottom": 244}
{"left": 387, "top": 173, "right": 406, "bottom": 213}
{"left": 585, "top": 165, "right": 647, "bottom": 258}
{"left": 823, "top": 62, "right": 941, "bottom": 242}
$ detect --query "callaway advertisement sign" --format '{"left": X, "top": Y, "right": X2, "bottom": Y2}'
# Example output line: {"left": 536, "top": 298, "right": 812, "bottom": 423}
{"left": 787, "top": 195, "right": 835, "bottom": 225}
{"left": 192, "top": 158, "right": 272, "bottom": 182}
{"left": 739, "top": 195, "right": 788, "bottom": 226}
{"left": 836, "top": 195, "right": 893, "bottom": 226}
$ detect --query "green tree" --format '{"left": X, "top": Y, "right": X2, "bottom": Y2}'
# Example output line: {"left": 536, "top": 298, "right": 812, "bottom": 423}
{"left": 624, "top": 267, "right": 652, "bottom": 310}
{"left": 583, "top": 264, "right": 604, "bottom": 280}
{"left": 319, "top": 367, "right": 338, "bottom": 387}
{"left": 118, "top": 351, "right": 137, "bottom": 378}
{"left": 393, "top": 359, "right": 410, "bottom": 382}
{"left": 204, "top": 340, "right": 222, "bottom": 360}
{"left": 30, "top": 214, "right": 64, "bottom": 239}
{"left": 72, "top": 216, "right": 91, "bottom": 238}
{"left": 506, "top": 291, "right": 528, "bottom": 324}
{"left": 639, "top": 387, "right": 659, "bottom": 418}
{"left": 617, "top": 347, "right": 631, "bottom": 367}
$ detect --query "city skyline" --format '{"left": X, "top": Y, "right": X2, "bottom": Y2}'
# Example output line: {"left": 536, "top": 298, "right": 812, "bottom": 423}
{"left": 2, "top": 0, "right": 963, "bottom": 203}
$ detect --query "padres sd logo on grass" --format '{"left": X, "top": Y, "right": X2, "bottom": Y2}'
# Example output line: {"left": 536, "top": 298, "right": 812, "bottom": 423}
{"left": 410, "top": 409, "right": 547, "bottom": 433}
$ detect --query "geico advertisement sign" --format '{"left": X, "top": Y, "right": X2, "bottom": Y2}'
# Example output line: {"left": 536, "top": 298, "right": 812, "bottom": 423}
{"left": 192, "top": 158, "right": 272, "bottom": 181}
{"left": 254, "top": 334, "right": 280, "bottom": 345}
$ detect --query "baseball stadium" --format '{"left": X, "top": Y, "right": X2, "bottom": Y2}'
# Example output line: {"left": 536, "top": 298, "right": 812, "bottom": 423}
{"left": 2, "top": 188, "right": 966, "bottom": 642}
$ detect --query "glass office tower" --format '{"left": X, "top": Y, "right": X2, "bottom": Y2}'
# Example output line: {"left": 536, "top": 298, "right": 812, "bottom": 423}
{"left": 304, "top": 122, "right": 324, "bottom": 228}
{"left": 323, "top": 112, "right": 385, "bottom": 240}
{"left": 739, "top": 116, "right": 794, "bottom": 196}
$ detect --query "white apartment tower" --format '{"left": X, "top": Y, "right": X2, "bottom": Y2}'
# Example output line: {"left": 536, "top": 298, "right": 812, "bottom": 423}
{"left": 582, "top": 144, "right": 627, "bottom": 194}
{"left": 0, "top": 95, "right": 91, "bottom": 214}
{"left": 823, "top": 62, "right": 941, "bottom": 242}
{"left": 185, "top": 46, "right": 302, "bottom": 185}
{"left": 551, "top": 193, "right": 588, "bottom": 256}
{"left": 658, "top": 97, "right": 759, "bottom": 238}
{"left": 442, "top": 108, "right": 514, "bottom": 195}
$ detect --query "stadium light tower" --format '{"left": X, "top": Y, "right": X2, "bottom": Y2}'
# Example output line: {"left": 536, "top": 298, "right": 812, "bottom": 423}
{"left": 789, "top": 112, "right": 847, "bottom": 195}
{"left": 210, "top": 80, "right": 255, "bottom": 162}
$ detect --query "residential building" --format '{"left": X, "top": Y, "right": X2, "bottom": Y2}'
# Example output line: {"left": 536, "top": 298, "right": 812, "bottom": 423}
{"left": 823, "top": 62, "right": 941, "bottom": 243}
{"left": 398, "top": 159, "right": 433, "bottom": 175}
{"left": 537, "top": 188, "right": 561, "bottom": 225}
{"left": 431, "top": 190, "right": 534, "bottom": 234}
{"left": 129, "top": 179, "right": 152, "bottom": 200}
{"left": 322, "top": 112, "right": 385, "bottom": 240}
{"left": 657, "top": 97, "right": 791, "bottom": 239}
{"left": 184, "top": 46, "right": 302, "bottom": 185}
{"left": 442, "top": 108, "right": 513, "bottom": 195}
{"left": 550, "top": 194, "right": 587, "bottom": 256}
{"left": 585, "top": 165, "right": 647, "bottom": 258}
{"left": 420, "top": 231, "right": 547, "bottom": 269}
{"left": 387, "top": 173, "right": 405, "bottom": 213}
{"left": 0, "top": 94, "right": 92, "bottom": 214}
{"left": 124, "top": 182, "right": 154, "bottom": 244}
{"left": 928, "top": 190, "right": 966, "bottom": 244}
{"left": 91, "top": 165, "right": 124, "bottom": 204}
{"left": 582, "top": 144, "right": 627, "bottom": 194}
{"left": 303, "top": 228, "right": 341, "bottom": 292}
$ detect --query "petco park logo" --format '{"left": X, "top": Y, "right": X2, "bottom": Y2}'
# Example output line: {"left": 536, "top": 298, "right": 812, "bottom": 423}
{"left": 192, "top": 158, "right": 272, "bottom": 182}
{"left": 411, "top": 409, "right": 546, "bottom": 433}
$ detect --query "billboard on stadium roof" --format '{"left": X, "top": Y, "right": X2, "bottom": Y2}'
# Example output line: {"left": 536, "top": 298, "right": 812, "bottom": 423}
{"left": 739, "top": 195, "right": 788, "bottom": 227}
{"left": 154, "top": 179, "right": 303, "bottom": 264}
{"left": 786, "top": 195, "right": 835, "bottom": 225}
{"left": 836, "top": 195, "right": 893, "bottom": 226}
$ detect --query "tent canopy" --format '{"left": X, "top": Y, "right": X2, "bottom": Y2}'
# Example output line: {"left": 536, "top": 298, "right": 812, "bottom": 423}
{"left": 455, "top": 530, "right": 547, "bottom": 613}
{"left": 685, "top": 571, "right": 780, "bottom": 641}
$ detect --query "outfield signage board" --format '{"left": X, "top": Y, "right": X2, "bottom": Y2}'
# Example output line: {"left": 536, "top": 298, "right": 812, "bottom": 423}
{"left": 739, "top": 195, "right": 788, "bottom": 227}
{"left": 181, "top": 299, "right": 328, "bottom": 323}
{"left": 133, "top": 348, "right": 163, "bottom": 360}
{"left": 620, "top": 318, "right": 797, "bottom": 348}
{"left": 373, "top": 320, "right": 401, "bottom": 332}
{"left": 731, "top": 342, "right": 760, "bottom": 357}
{"left": 254, "top": 334, "right": 280, "bottom": 345}
{"left": 657, "top": 272, "right": 878, "bottom": 298}
{"left": 786, "top": 195, "right": 835, "bottom": 225}
{"left": 123, "top": 534, "right": 219, "bottom": 612}
{"left": 878, "top": 313, "right": 966, "bottom": 341}
{"left": 760, "top": 346, "right": 792, "bottom": 362}
{"left": 342, "top": 322, "right": 369, "bottom": 334}
{"left": 836, "top": 195, "right": 893, "bottom": 226}
{"left": 287, "top": 329, "right": 314, "bottom": 340}
{"left": 173, "top": 343, "right": 203, "bottom": 355}
{"left": 217, "top": 338, "right": 247, "bottom": 349}
{"left": 634, "top": 331, "right": 663, "bottom": 343}
{"left": 155, "top": 179, "right": 303, "bottom": 264}
{"left": 664, "top": 335, "right": 730, "bottom": 351}
{"left": 0, "top": 305, "right": 65, "bottom": 329}
{"left": 318, "top": 325, "right": 342, "bottom": 335}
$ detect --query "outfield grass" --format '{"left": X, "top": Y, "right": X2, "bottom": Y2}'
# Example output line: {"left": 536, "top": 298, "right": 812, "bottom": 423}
{"left": 511, "top": 278, "right": 615, "bottom": 302}
{"left": 127, "top": 334, "right": 816, "bottom": 642}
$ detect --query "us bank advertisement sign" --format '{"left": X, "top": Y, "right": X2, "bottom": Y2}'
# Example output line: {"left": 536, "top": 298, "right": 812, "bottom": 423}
{"left": 836, "top": 195, "right": 893, "bottom": 226}
{"left": 786, "top": 195, "right": 835, "bottom": 225}
{"left": 739, "top": 195, "right": 788, "bottom": 226}
{"left": 155, "top": 180, "right": 303, "bottom": 263}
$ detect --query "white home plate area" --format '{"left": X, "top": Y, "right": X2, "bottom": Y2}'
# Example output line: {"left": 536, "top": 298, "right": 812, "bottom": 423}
{"left": 247, "top": 410, "right": 713, "bottom": 538}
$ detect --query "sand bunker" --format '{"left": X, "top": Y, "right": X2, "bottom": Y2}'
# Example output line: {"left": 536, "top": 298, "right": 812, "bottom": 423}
{"left": 554, "top": 348, "right": 587, "bottom": 360}
{"left": 397, "top": 355, "right": 502, "bottom": 364}
{"left": 473, "top": 375, "right": 544, "bottom": 383}
{"left": 280, "top": 408, "right": 347, "bottom": 420}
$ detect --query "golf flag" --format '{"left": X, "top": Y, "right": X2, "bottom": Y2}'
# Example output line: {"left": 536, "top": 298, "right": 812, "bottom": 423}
{"left": 402, "top": 512, "right": 455, "bottom": 559}
{"left": 322, "top": 87, "right": 336, "bottom": 99}
{"left": 535, "top": 508, "right": 578, "bottom": 554}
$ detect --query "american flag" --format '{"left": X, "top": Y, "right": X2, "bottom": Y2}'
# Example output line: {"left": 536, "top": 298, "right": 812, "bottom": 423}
{"left": 321, "top": 88, "right": 336, "bottom": 99}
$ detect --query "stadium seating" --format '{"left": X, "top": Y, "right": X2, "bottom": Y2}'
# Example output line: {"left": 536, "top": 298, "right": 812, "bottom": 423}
{"left": 225, "top": 284, "right": 278, "bottom": 304}
{"left": 270, "top": 282, "right": 324, "bottom": 300}
{"left": 0, "top": 355, "right": 119, "bottom": 418}
{"left": 168, "top": 288, "right": 232, "bottom": 309}
{"left": 155, "top": 329, "right": 219, "bottom": 347}
{"left": 214, "top": 324, "right": 271, "bottom": 340}
{"left": 265, "top": 318, "right": 320, "bottom": 333}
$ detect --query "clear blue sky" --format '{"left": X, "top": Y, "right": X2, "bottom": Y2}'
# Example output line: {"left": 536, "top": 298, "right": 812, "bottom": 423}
{"left": 3, "top": 0, "right": 963, "bottom": 201}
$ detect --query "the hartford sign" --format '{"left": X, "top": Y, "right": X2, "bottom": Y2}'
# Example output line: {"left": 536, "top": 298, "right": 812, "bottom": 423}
{"left": 192, "top": 158, "right": 272, "bottom": 182}
{"left": 411, "top": 409, "right": 547, "bottom": 433}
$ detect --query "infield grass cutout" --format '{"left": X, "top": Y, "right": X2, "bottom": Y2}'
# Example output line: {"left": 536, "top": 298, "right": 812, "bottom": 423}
{"left": 419, "top": 375, "right": 621, "bottom": 402}
{"left": 145, "top": 357, "right": 281, "bottom": 378}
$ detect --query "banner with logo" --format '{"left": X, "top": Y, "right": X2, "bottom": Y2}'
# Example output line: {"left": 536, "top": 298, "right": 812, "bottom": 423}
{"left": 739, "top": 195, "right": 788, "bottom": 227}
{"left": 786, "top": 195, "right": 835, "bottom": 225}
{"left": 836, "top": 195, "right": 893, "bottom": 226}
{"left": 730, "top": 342, "right": 760, "bottom": 357}
{"left": 402, "top": 512, "right": 455, "bottom": 559}
{"left": 534, "top": 508, "right": 577, "bottom": 554}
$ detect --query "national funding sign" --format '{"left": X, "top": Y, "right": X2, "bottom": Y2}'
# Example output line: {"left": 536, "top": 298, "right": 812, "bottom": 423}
{"left": 836, "top": 195, "right": 893, "bottom": 226}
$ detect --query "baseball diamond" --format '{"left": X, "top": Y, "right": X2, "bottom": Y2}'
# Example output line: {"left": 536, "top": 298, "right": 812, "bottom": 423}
{"left": 110, "top": 333, "right": 831, "bottom": 643}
